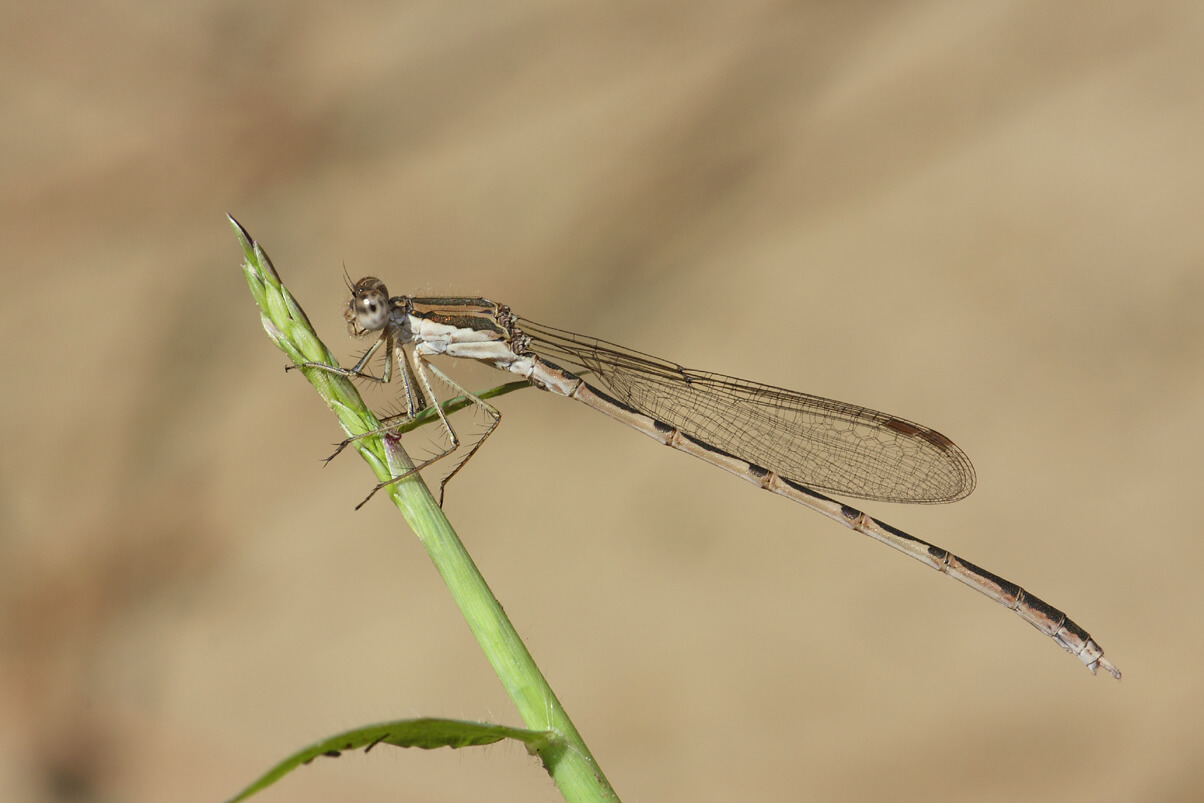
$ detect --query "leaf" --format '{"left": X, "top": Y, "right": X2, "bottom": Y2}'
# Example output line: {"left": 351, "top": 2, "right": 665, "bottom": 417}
{"left": 227, "top": 718, "right": 556, "bottom": 802}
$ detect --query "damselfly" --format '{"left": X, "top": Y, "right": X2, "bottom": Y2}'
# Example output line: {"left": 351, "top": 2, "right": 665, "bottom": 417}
{"left": 306, "top": 277, "right": 1119, "bottom": 679}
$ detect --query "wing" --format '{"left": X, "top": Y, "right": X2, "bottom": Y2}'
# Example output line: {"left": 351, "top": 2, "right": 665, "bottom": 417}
{"left": 517, "top": 318, "right": 975, "bottom": 504}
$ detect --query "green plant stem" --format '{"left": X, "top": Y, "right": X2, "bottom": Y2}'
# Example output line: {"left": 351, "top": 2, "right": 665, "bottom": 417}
{"left": 378, "top": 439, "right": 614, "bottom": 798}
{"left": 232, "top": 216, "right": 618, "bottom": 802}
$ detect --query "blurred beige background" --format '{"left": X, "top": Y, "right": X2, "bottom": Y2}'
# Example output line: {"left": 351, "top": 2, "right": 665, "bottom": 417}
{"left": 2, "top": 2, "right": 1201, "bottom": 801}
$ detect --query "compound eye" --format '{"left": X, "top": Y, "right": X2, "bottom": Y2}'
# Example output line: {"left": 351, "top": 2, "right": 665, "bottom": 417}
{"left": 353, "top": 288, "right": 391, "bottom": 332}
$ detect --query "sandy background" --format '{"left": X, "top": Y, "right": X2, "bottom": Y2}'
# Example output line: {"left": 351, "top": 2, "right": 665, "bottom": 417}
{"left": 3, "top": 2, "right": 1202, "bottom": 801}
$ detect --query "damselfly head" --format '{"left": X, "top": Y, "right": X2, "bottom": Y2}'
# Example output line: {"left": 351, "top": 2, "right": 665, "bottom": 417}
{"left": 346, "top": 277, "right": 392, "bottom": 336}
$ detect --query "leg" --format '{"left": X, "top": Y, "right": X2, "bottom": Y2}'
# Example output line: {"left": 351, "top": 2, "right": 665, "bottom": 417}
{"left": 295, "top": 330, "right": 392, "bottom": 383}
{"left": 358, "top": 352, "right": 501, "bottom": 508}
{"left": 298, "top": 334, "right": 432, "bottom": 463}
{"left": 421, "top": 360, "right": 502, "bottom": 502}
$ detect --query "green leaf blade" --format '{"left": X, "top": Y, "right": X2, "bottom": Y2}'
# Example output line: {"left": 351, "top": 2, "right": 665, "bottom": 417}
{"left": 226, "top": 718, "right": 556, "bottom": 802}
